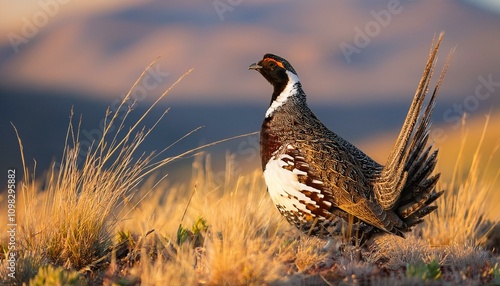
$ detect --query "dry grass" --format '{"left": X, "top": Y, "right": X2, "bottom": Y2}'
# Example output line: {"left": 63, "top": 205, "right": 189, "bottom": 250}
{"left": 115, "top": 159, "right": 292, "bottom": 285}
{"left": 0, "top": 65, "right": 499, "bottom": 285}
{"left": 0, "top": 62, "right": 199, "bottom": 284}
{"left": 362, "top": 112, "right": 500, "bottom": 221}
{"left": 423, "top": 115, "right": 500, "bottom": 247}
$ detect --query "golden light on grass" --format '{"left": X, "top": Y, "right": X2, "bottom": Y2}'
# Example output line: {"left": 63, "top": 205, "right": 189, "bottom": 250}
{"left": 423, "top": 115, "right": 499, "bottom": 247}
{"left": 1, "top": 61, "right": 197, "bottom": 283}
{"left": 118, "top": 160, "right": 339, "bottom": 285}
{"left": 0, "top": 61, "right": 499, "bottom": 284}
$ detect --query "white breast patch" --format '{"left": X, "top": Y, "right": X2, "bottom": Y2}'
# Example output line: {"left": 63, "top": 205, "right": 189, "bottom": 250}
{"left": 263, "top": 145, "right": 323, "bottom": 220}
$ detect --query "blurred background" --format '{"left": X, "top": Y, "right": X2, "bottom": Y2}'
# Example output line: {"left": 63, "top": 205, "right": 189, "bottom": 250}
{"left": 1, "top": 0, "right": 499, "bottom": 187}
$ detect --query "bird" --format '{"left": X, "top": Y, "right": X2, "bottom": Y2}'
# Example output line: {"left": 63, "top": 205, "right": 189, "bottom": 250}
{"left": 249, "top": 33, "right": 450, "bottom": 243}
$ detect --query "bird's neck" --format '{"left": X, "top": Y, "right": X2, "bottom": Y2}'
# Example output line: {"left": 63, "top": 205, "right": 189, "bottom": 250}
{"left": 266, "top": 72, "right": 303, "bottom": 118}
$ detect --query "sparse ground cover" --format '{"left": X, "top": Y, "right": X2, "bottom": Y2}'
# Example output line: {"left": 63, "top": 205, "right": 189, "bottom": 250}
{"left": 1, "top": 69, "right": 499, "bottom": 285}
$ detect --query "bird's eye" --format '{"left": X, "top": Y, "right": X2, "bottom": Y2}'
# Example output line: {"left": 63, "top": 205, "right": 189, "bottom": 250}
{"left": 268, "top": 61, "right": 277, "bottom": 68}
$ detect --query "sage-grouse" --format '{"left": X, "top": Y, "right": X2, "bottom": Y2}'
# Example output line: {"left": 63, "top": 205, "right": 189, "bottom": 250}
{"left": 249, "top": 34, "right": 450, "bottom": 242}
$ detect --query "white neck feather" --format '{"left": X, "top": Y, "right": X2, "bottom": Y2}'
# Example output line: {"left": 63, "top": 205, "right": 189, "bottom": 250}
{"left": 265, "top": 71, "right": 300, "bottom": 118}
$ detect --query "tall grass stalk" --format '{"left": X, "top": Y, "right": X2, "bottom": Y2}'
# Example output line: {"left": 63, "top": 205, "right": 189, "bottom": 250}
{"left": 423, "top": 115, "right": 499, "bottom": 246}
{"left": 9, "top": 62, "right": 194, "bottom": 275}
{"left": 119, "top": 156, "right": 293, "bottom": 285}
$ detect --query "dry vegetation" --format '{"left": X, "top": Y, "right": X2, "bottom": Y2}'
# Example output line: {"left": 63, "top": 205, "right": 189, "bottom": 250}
{"left": 1, "top": 68, "right": 499, "bottom": 285}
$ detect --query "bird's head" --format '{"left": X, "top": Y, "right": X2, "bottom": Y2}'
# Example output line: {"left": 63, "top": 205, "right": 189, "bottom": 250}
{"left": 249, "top": 54, "right": 300, "bottom": 93}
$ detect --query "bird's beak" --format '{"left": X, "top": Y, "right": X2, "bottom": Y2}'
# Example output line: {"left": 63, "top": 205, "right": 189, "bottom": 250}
{"left": 248, "top": 63, "right": 262, "bottom": 70}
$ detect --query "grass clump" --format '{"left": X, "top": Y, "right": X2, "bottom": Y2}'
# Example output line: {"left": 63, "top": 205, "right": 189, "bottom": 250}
{"left": 489, "top": 263, "right": 500, "bottom": 285}
{"left": 422, "top": 115, "right": 499, "bottom": 248}
{"left": 406, "top": 260, "right": 442, "bottom": 281}
{"left": 29, "top": 265, "right": 83, "bottom": 286}
{"left": 15, "top": 66, "right": 193, "bottom": 270}
{"left": 0, "top": 62, "right": 196, "bottom": 284}
{"left": 177, "top": 217, "right": 209, "bottom": 247}
{"left": 113, "top": 159, "right": 293, "bottom": 285}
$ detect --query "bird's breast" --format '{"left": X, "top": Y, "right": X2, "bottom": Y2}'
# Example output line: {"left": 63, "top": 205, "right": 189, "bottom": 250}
{"left": 260, "top": 116, "right": 284, "bottom": 169}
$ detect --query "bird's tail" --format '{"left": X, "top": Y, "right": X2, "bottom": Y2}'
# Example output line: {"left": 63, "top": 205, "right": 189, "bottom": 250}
{"left": 374, "top": 33, "right": 452, "bottom": 226}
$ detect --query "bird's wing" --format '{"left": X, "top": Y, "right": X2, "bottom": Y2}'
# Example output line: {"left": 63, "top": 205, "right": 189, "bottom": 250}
{"left": 291, "top": 137, "right": 406, "bottom": 235}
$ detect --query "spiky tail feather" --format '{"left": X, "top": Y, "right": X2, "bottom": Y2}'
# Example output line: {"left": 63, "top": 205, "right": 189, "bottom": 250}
{"left": 374, "top": 32, "right": 452, "bottom": 220}
{"left": 397, "top": 50, "right": 453, "bottom": 227}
